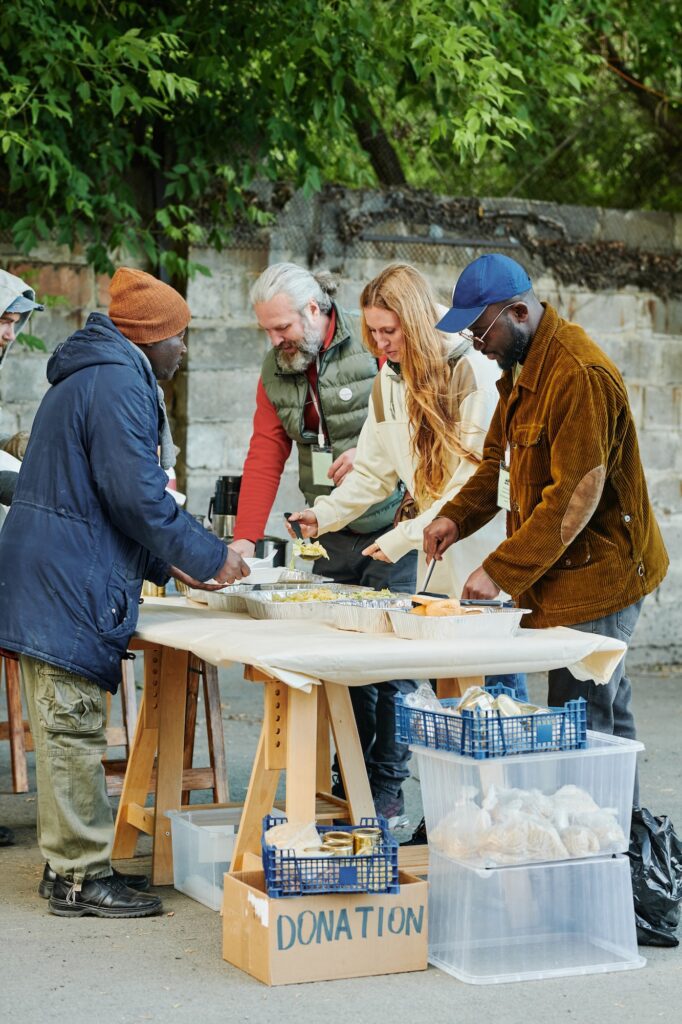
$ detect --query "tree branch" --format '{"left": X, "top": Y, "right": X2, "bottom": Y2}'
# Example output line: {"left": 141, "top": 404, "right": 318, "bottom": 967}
{"left": 604, "top": 37, "right": 682, "bottom": 150}
{"left": 342, "top": 81, "right": 407, "bottom": 186}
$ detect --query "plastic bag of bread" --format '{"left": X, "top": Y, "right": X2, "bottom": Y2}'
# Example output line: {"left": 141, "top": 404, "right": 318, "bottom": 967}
{"left": 561, "top": 825, "right": 601, "bottom": 857}
{"left": 264, "top": 820, "right": 321, "bottom": 853}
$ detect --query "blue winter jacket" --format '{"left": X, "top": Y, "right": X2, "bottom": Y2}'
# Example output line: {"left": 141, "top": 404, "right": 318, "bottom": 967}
{"left": 0, "top": 313, "right": 226, "bottom": 692}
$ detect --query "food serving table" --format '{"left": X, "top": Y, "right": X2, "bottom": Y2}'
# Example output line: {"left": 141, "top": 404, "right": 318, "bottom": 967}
{"left": 112, "top": 597, "right": 626, "bottom": 884}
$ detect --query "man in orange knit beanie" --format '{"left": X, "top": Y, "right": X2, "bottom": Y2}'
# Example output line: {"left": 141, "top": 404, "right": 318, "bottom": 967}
{"left": 0, "top": 266, "right": 249, "bottom": 919}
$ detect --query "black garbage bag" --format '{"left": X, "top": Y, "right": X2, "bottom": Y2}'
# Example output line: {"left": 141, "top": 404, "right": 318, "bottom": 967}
{"left": 627, "top": 807, "right": 682, "bottom": 947}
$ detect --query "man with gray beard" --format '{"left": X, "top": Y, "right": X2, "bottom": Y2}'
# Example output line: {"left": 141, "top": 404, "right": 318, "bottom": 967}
{"left": 230, "top": 263, "right": 417, "bottom": 826}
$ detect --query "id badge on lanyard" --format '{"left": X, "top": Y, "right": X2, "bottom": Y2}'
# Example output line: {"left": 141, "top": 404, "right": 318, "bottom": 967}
{"left": 309, "top": 361, "right": 334, "bottom": 486}
{"left": 312, "top": 445, "right": 334, "bottom": 486}
{"left": 497, "top": 443, "right": 511, "bottom": 511}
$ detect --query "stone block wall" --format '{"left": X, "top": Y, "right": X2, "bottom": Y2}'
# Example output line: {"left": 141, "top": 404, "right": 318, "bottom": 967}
{"left": 2, "top": 191, "right": 681, "bottom": 664}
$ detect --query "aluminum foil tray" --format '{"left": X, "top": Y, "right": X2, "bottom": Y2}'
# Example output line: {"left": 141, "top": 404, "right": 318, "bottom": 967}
{"left": 331, "top": 597, "right": 413, "bottom": 635}
{"left": 243, "top": 585, "right": 361, "bottom": 621}
{"left": 388, "top": 607, "right": 530, "bottom": 642}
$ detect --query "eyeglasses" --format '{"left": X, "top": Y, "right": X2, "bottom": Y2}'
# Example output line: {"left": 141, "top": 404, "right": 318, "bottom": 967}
{"left": 462, "top": 302, "right": 517, "bottom": 346}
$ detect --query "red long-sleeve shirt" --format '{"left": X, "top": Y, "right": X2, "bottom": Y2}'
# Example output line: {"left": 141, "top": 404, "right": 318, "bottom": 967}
{"left": 234, "top": 311, "right": 336, "bottom": 542}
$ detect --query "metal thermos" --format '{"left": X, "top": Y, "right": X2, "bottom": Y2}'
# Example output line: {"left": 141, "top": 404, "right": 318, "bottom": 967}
{"left": 208, "top": 475, "right": 241, "bottom": 540}
{"left": 206, "top": 475, "right": 288, "bottom": 566}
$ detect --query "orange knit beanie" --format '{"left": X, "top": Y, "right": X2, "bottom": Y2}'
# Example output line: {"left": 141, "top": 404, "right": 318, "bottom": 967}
{"left": 108, "top": 267, "right": 191, "bottom": 344}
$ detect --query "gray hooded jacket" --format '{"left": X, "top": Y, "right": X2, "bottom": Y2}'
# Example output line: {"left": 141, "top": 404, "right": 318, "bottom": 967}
{"left": 0, "top": 269, "right": 42, "bottom": 506}
{"left": 0, "top": 267, "right": 39, "bottom": 370}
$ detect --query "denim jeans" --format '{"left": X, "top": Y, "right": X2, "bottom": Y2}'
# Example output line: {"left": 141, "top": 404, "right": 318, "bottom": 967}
{"left": 485, "top": 673, "right": 529, "bottom": 701}
{"left": 20, "top": 655, "right": 114, "bottom": 883}
{"left": 319, "top": 529, "right": 418, "bottom": 798}
{"left": 547, "top": 598, "right": 644, "bottom": 805}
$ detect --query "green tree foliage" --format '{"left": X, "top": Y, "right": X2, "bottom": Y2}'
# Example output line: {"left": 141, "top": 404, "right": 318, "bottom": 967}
{"left": 0, "top": 1, "right": 679, "bottom": 281}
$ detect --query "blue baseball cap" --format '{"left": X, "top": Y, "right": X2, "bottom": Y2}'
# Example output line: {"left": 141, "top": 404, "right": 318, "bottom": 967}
{"left": 5, "top": 293, "right": 44, "bottom": 315}
{"left": 436, "top": 253, "right": 532, "bottom": 334}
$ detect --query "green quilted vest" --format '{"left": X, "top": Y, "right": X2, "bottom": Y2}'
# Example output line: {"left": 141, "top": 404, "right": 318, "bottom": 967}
{"left": 261, "top": 304, "right": 401, "bottom": 533}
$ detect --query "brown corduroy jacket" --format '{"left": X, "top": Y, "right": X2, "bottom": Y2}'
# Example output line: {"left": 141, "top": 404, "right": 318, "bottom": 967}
{"left": 439, "top": 304, "right": 669, "bottom": 627}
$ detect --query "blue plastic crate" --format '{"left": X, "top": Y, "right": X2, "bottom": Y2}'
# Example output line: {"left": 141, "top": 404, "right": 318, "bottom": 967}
{"left": 396, "top": 684, "right": 587, "bottom": 759}
{"left": 261, "top": 815, "right": 400, "bottom": 899}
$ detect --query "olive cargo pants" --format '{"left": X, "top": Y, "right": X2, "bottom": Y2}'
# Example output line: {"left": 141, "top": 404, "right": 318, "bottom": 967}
{"left": 21, "top": 655, "right": 114, "bottom": 884}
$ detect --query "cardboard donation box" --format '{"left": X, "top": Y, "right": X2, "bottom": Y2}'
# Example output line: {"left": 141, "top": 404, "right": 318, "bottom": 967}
{"left": 222, "top": 870, "right": 428, "bottom": 986}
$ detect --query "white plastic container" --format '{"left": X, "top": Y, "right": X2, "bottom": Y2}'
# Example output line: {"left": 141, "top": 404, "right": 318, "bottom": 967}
{"left": 414, "top": 731, "right": 642, "bottom": 867}
{"left": 168, "top": 807, "right": 244, "bottom": 910}
{"left": 388, "top": 606, "right": 529, "bottom": 641}
{"left": 428, "top": 849, "right": 645, "bottom": 984}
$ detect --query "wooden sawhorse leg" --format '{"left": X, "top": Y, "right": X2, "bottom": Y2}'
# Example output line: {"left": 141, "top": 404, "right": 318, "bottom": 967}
{"left": 1, "top": 656, "right": 33, "bottom": 794}
{"left": 113, "top": 643, "right": 231, "bottom": 884}
{"left": 231, "top": 673, "right": 375, "bottom": 872}
{"left": 113, "top": 643, "right": 163, "bottom": 860}
{"left": 113, "top": 643, "right": 189, "bottom": 884}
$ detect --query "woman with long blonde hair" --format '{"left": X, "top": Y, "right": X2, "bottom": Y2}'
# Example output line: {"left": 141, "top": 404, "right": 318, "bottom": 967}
{"left": 291, "top": 262, "right": 506, "bottom": 602}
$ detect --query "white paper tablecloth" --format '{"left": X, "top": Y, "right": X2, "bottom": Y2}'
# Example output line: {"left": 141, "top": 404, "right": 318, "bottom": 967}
{"left": 135, "top": 597, "right": 626, "bottom": 693}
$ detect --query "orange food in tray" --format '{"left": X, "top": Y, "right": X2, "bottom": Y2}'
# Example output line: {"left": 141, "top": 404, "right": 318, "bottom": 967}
{"left": 410, "top": 595, "right": 485, "bottom": 617}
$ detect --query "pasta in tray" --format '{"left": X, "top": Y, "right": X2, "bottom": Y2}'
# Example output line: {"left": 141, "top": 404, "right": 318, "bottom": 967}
{"left": 271, "top": 587, "right": 394, "bottom": 603}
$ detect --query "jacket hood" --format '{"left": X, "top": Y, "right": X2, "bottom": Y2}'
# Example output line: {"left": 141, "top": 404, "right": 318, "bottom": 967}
{"left": 0, "top": 268, "right": 40, "bottom": 371}
{"left": 47, "top": 312, "right": 157, "bottom": 390}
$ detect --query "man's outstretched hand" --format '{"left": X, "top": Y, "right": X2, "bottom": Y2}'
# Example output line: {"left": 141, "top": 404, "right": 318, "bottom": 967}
{"left": 170, "top": 547, "right": 250, "bottom": 591}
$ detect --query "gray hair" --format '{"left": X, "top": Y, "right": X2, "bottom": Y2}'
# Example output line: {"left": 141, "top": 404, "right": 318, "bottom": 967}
{"left": 249, "top": 262, "right": 337, "bottom": 314}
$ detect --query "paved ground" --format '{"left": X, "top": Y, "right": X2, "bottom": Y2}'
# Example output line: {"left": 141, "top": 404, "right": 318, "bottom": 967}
{"left": 1, "top": 666, "right": 681, "bottom": 1023}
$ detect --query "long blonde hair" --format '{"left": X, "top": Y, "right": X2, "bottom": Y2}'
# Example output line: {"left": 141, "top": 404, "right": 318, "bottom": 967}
{"left": 360, "top": 263, "right": 474, "bottom": 508}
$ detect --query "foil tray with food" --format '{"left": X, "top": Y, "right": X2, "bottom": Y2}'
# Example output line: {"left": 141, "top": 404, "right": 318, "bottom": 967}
{"left": 206, "top": 576, "right": 330, "bottom": 614}
{"left": 388, "top": 596, "right": 530, "bottom": 641}
{"left": 177, "top": 570, "right": 331, "bottom": 610}
{"left": 331, "top": 595, "right": 414, "bottom": 635}
{"left": 243, "top": 584, "right": 383, "bottom": 622}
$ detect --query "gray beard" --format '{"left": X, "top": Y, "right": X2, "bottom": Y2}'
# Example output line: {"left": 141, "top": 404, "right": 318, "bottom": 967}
{"left": 274, "top": 319, "right": 324, "bottom": 372}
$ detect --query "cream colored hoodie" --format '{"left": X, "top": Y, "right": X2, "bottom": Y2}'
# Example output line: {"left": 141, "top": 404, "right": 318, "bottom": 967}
{"left": 312, "top": 341, "right": 506, "bottom": 597}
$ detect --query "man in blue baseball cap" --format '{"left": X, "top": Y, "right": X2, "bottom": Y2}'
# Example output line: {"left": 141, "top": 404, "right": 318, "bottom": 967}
{"left": 435, "top": 252, "right": 536, "bottom": 370}
{"left": 424, "top": 254, "right": 668, "bottom": 801}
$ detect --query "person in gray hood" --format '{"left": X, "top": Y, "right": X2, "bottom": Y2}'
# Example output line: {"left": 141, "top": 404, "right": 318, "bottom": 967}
{"left": 0, "top": 269, "right": 43, "bottom": 846}
{"left": 0, "top": 268, "right": 44, "bottom": 511}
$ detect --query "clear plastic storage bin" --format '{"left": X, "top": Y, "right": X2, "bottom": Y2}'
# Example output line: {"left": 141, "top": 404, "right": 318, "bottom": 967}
{"left": 414, "top": 731, "right": 642, "bottom": 867}
{"left": 168, "top": 807, "right": 244, "bottom": 911}
{"left": 429, "top": 850, "right": 645, "bottom": 984}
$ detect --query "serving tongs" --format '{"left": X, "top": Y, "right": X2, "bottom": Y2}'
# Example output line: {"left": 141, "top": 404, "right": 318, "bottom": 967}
{"left": 284, "top": 512, "right": 319, "bottom": 560}
{"left": 412, "top": 560, "right": 514, "bottom": 608}
{"left": 411, "top": 558, "right": 448, "bottom": 607}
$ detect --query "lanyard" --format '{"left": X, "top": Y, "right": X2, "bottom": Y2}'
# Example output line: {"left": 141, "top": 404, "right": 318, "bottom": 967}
{"left": 307, "top": 357, "right": 327, "bottom": 448}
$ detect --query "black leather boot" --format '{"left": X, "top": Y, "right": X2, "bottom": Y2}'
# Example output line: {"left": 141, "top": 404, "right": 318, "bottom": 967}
{"left": 49, "top": 874, "right": 162, "bottom": 918}
{"left": 38, "top": 861, "right": 150, "bottom": 899}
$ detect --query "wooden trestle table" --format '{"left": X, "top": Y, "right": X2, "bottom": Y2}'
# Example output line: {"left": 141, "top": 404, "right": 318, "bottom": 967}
{"left": 112, "top": 598, "right": 627, "bottom": 884}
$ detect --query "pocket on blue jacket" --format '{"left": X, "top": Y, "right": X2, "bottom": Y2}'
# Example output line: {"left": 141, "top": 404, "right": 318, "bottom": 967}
{"left": 97, "top": 566, "right": 141, "bottom": 639}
